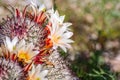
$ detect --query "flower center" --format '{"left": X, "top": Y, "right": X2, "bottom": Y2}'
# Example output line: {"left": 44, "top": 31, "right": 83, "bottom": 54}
{"left": 52, "top": 35, "right": 60, "bottom": 44}
{"left": 18, "top": 50, "right": 31, "bottom": 62}
{"left": 36, "top": 78, "right": 41, "bottom": 80}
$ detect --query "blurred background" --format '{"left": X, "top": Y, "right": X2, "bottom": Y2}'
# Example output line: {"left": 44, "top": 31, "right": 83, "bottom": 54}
{"left": 55, "top": 0, "right": 120, "bottom": 80}
{"left": 1, "top": 0, "right": 120, "bottom": 79}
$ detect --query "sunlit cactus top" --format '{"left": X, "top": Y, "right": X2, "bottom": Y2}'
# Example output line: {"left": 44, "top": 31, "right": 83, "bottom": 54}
{"left": 0, "top": 0, "right": 74, "bottom": 80}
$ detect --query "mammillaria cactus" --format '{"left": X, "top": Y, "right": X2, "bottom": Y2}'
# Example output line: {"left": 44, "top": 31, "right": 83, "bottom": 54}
{"left": 0, "top": 0, "right": 79, "bottom": 80}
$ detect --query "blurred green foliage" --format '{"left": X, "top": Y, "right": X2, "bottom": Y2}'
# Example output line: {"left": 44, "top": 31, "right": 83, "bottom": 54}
{"left": 55, "top": 0, "right": 120, "bottom": 79}
{"left": 71, "top": 50, "right": 117, "bottom": 80}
